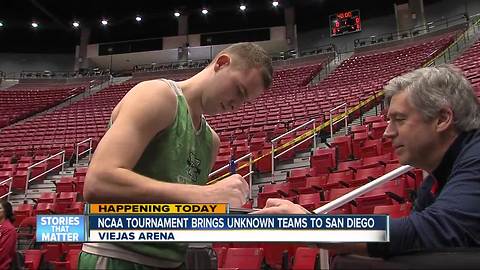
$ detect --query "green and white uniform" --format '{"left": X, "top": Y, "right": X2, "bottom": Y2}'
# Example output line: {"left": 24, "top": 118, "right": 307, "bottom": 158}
{"left": 79, "top": 79, "right": 214, "bottom": 269}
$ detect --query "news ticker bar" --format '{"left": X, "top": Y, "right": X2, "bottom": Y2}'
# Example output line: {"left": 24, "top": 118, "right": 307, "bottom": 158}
{"left": 87, "top": 230, "right": 388, "bottom": 243}
{"left": 36, "top": 214, "right": 390, "bottom": 243}
{"left": 87, "top": 203, "right": 229, "bottom": 214}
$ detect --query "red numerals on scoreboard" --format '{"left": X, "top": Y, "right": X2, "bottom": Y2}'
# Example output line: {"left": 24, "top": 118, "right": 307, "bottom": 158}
{"left": 337, "top": 11, "right": 352, "bottom": 19}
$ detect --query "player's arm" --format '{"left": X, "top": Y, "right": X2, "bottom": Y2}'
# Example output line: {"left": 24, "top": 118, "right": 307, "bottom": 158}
{"left": 84, "top": 80, "right": 247, "bottom": 205}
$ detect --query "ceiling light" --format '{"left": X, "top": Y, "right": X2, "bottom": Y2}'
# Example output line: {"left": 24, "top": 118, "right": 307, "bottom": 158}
{"left": 240, "top": 4, "right": 247, "bottom": 11}
{"left": 101, "top": 19, "right": 108, "bottom": 26}
{"left": 135, "top": 16, "right": 142, "bottom": 22}
{"left": 31, "top": 22, "right": 39, "bottom": 28}
{"left": 72, "top": 21, "right": 80, "bottom": 28}
{"left": 202, "top": 8, "right": 208, "bottom": 15}
{"left": 0, "top": 21, "right": 4, "bottom": 27}
{"left": 174, "top": 12, "right": 181, "bottom": 17}
{"left": 272, "top": 1, "right": 279, "bottom": 7}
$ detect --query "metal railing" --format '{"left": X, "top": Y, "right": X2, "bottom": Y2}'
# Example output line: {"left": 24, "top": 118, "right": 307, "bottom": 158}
{"left": 4, "top": 70, "right": 111, "bottom": 80}
{"left": 314, "top": 165, "right": 414, "bottom": 270}
{"left": 0, "top": 177, "right": 13, "bottom": 200}
{"left": 208, "top": 153, "right": 254, "bottom": 199}
{"left": 299, "top": 44, "right": 337, "bottom": 57}
{"left": 271, "top": 119, "right": 317, "bottom": 176}
{"left": 208, "top": 93, "right": 380, "bottom": 185}
{"left": 314, "top": 165, "right": 413, "bottom": 214}
{"left": 24, "top": 150, "right": 66, "bottom": 200}
{"left": 133, "top": 59, "right": 210, "bottom": 73}
{"left": 424, "top": 15, "right": 480, "bottom": 67}
{"left": 329, "top": 102, "right": 348, "bottom": 138}
{"left": 76, "top": 138, "right": 93, "bottom": 164}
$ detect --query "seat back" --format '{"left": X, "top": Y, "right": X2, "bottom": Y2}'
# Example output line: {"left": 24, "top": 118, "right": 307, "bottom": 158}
{"left": 65, "top": 249, "right": 81, "bottom": 270}
{"left": 223, "top": 248, "right": 264, "bottom": 270}
{"left": 298, "top": 193, "right": 323, "bottom": 211}
{"left": 292, "top": 247, "right": 319, "bottom": 270}
{"left": 24, "top": 249, "right": 43, "bottom": 270}
{"left": 213, "top": 246, "right": 228, "bottom": 268}
{"left": 374, "top": 203, "right": 412, "bottom": 218}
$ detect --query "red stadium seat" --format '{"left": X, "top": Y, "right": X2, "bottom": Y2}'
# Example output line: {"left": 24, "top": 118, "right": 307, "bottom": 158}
{"left": 296, "top": 176, "right": 328, "bottom": 194}
{"left": 326, "top": 170, "right": 354, "bottom": 189}
{"left": 34, "top": 203, "right": 56, "bottom": 215}
{"left": 214, "top": 246, "right": 228, "bottom": 268}
{"left": 212, "top": 155, "right": 230, "bottom": 172}
{"left": 222, "top": 248, "right": 264, "bottom": 270}
{"left": 370, "top": 122, "right": 388, "bottom": 139}
{"left": 0, "top": 171, "right": 13, "bottom": 181}
{"left": 350, "top": 124, "right": 369, "bottom": 134}
{"left": 298, "top": 193, "right": 323, "bottom": 211}
{"left": 55, "top": 177, "right": 75, "bottom": 193}
{"left": 41, "top": 243, "right": 63, "bottom": 264}
{"left": 337, "top": 159, "right": 362, "bottom": 172}
{"left": 292, "top": 247, "right": 319, "bottom": 270}
{"left": 64, "top": 202, "right": 85, "bottom": 214}
{"left": 36, "top": 192, "right": 57, "bottom": 204}
{"left": 253, "top": 149, "right": 272, "bottom": 173}
{"left": 364, "top": 115, "right": 384, "bottom": 126}
{"left": 352, "top": 132, "right": 369, "bottom": 159}
{"left": 310, "top": 148, "right": 336, "bottom": 174}
{"left": 12, "top": 170, "right": 28, "bottom": 190}
{"left": 14, "top": 203, "right": 34, "bottom": 227}
{"left": 359, "top": 139, "right": 383, "bottom": 159}
{"left": 330, "top": 135, "right": 352, "bottom": 161}
{"left": 17, "top": 216, "right": 37, "bottom": 240}
{"left": 261, "top": 243, "right": 291, "bottom": 270}
{"left": 374, "top": 203, "right": 412, "bottom": 218}
{"left": 24, "top": 249, "right": 45, "bottom": 270}
{"left": 362, "top": 153, "right": 392, "bottom": 167}
{"left": 73, "top": 177, "right": 85, "bottom": 194}
{"left": 325, "top": 187, "right": 356, "bottom": 201}
{"left": 50, "top": 249, "right": 82, "bottom": 270}
{"left": 348, "top": 166, "right": 385, "bottom": 187}
{"left": 55, "top": 192, "right": 79, "bottom": 213}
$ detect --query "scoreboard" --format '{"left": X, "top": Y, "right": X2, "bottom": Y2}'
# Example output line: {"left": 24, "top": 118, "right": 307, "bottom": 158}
{"left": 330, "top": 10, "right": 361, "bottom": 37}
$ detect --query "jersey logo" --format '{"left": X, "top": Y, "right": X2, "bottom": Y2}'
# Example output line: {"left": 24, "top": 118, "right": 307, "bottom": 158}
{"left": 186, "top": 152, "right": 201, "bottom": 182}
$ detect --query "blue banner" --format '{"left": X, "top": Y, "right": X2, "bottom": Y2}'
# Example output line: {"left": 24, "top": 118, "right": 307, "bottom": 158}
{"left": 36, "top": 215, "right": 86, "bottom": 242}
{"left": 88, "top": 215, "right": 388, "bottom": 230}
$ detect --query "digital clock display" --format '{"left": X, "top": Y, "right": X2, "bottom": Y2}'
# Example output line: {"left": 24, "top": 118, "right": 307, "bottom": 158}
{"left": 330, "top": 9, "right": 361, "bottom": 37}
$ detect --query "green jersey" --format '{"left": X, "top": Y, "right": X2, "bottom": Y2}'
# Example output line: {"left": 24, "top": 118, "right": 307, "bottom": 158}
{"left": 82, "top": 79, "right": 214, "bottom": 267}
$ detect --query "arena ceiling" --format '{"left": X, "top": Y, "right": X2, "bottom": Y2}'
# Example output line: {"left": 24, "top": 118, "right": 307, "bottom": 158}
{"left": 0, "top": 0, "right": 432, "bottom": 53}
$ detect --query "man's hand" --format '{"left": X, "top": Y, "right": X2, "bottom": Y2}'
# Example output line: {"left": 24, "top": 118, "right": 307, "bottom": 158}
{"left": 204, "top": 174, "right": 249, "bottom": 208}
{"left": 253, "top": 198, "right": 311, "bottom": 214}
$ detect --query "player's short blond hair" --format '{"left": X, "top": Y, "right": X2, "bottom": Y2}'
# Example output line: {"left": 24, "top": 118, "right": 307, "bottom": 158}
{"left": 214, "top": 42, "right": 273, "bottom": 89}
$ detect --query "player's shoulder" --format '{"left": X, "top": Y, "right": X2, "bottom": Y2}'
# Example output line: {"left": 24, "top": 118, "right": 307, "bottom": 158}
{"left": 118, "top": 79, "right": 178, "bottom": 127}
{"left": 131, "top": 79, "right": 177, "bottom": 100}
{"left": 123, "top": 80, "right": 177, "bottom": 112}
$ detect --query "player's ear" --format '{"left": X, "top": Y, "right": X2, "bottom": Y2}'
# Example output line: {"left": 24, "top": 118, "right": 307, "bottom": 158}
{"left": 214, "top": 55, "right": 231, "bottom": 71}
